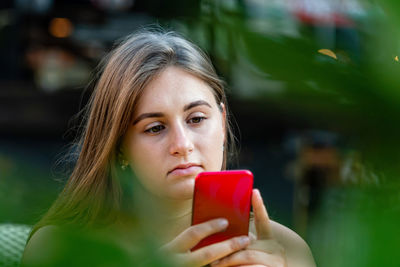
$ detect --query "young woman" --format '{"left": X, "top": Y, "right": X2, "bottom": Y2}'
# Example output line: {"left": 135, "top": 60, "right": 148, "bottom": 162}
{"left": 22, "top": 29, "right": 316, "bottom": 267}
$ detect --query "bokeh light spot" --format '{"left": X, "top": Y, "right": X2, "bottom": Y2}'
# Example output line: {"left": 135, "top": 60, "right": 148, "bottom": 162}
{"left": 318, "top": 49, "right": 337, "bottom": 60}
{"left": 49, "top": 18, "right": 73, "bottom": 38}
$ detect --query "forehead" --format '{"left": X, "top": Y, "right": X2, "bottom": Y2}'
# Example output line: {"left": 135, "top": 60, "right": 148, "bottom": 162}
{"left": 135, "top": 67, "right": 217, "bottom": 112}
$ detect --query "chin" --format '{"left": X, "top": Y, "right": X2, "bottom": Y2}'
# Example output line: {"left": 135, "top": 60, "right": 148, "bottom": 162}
{"left": 165, "top": 179, "right": 195, "bottom": 200}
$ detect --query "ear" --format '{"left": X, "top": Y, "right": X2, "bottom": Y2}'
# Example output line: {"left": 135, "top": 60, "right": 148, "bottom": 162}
{"left": 220, "top": 102, "right": 227, "bottom": 141}
{"left": 117, "top": 141, "right": 130, "bottom": 170}
{"left": 117, "top": 138, "right": 128, "bottom": 161}
{"left": 117, "top": 145, "right": 126, "bottom": 162}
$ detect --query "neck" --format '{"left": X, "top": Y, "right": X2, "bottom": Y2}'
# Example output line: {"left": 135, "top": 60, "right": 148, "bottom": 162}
{"left": 133, "top": 188, "right": 193, "bottom": 243}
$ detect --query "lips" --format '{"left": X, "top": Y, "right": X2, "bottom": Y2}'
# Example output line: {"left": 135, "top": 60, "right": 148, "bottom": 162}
{"left": 168, "top": 163, "right": 202, "bottom": 177}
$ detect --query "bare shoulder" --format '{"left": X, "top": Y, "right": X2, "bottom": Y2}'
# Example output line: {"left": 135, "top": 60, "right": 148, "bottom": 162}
{"left": 270, "top": 220, "right": 315, "bottom": 266}
{"left": 21, "top": 225, "right": 61, "bottom": 266}
{"left": 250, "top": 220, "right": 316, "bottom": 267}
{"left": 22, "top": 224, "right": 138, "bottom": 266}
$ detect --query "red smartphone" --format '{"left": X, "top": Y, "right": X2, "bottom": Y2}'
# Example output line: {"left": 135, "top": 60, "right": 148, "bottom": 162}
{"left": 191, "top": 170, "right": 253, "bottom": 251}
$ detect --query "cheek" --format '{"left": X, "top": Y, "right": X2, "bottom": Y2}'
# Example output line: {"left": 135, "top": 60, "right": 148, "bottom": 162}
{"left": 125, "top": 130, "right": 161, "bottom": 163}
{"left": 198, "top": 120, "right": 225, "bottom": 169}
{"left": 124, "top": 135, "right": 165, "bottom": 188}
{"left": 129, "top": 150, "right": 168, "bottom": 197}
{"left": 130, "top": 140, "right": 161, "bottom": 172}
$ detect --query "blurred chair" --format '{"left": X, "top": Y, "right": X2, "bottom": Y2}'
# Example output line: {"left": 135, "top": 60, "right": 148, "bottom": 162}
{"left": 0, "top": 224, "right": 31, "bottom": 267}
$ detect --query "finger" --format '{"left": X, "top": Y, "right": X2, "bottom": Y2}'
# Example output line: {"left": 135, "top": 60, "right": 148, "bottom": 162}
{"left": 247, "top": 239, "right": 285, "bottom": 255}
{"left": 189, "top": 235, "right": 250, "bottom": 267}
{"left": 252, "top": 189, "right": 271, "bottom": 239}
{"left": 249, "top": 232, "right": 257, "bottom": 243}
{"left": 164, "top": 218, "right": 229, "bottom": 252}
{"left": 210, "top": 249, "right": 286, "bottom": 267}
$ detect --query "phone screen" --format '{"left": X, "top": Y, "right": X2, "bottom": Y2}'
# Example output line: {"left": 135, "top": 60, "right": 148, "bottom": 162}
{"left": 191, "top": 170, "right": 253, "bottom": 251}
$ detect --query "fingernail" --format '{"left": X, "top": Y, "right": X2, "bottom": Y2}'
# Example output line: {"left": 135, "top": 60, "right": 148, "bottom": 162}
{"left": 256, "top": 189, "right": 264, "bottom": 201}
{"left": 238, "top": 236, "right": 250, "bottom": 246}
{"left": 218, "top": 219, "right": 228, "bottom": 228}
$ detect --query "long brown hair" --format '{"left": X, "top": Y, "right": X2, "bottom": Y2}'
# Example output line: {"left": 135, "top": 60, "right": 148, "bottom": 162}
{"left": 30, "top": 29, "right": 236, "bottom": 237}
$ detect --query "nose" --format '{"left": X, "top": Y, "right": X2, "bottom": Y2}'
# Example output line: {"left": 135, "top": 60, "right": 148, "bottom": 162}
{"left": 169, "top": 123, "right": 194, "bottom": 157}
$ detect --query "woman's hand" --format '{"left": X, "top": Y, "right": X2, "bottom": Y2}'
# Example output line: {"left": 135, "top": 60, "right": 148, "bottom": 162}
{"left": 210, "top": 189, "right": 287, "bottom": 267}
{"left": 160, "top": 218, "right": 251, "bottom": 267}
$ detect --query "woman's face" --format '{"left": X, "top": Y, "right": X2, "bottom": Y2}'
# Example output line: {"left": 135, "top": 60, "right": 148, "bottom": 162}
{"left": 122, "top": 66, "right": 226, "bottom": 200}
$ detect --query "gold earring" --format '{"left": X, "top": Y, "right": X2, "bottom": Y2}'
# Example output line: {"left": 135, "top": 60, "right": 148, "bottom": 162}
{"left": 120, "top": 159, "right": 129, "bottom": 171}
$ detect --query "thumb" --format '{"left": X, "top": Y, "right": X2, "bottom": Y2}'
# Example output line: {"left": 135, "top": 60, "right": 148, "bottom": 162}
{"left": 252, "top": 189, "right": 272, "bottom": 239}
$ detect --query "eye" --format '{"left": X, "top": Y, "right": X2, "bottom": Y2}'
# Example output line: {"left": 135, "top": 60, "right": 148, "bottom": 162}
{"left": 188, "top": 116, "right": 206, "bottom": 124}
{"left": 145, "top": 124, "right": 165, "bottom": 134}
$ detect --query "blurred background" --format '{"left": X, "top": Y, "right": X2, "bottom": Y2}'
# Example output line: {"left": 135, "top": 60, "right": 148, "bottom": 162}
{"left": 1, "top": 0, "right": 400, "bottom": 266}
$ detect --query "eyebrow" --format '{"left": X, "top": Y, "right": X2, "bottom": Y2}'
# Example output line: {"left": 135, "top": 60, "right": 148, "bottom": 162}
{"left": 133, "top": 100, "right": 212, "bottom": 125}
{"left": 183, "top": 100, "right": 212, "bottom": 111}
